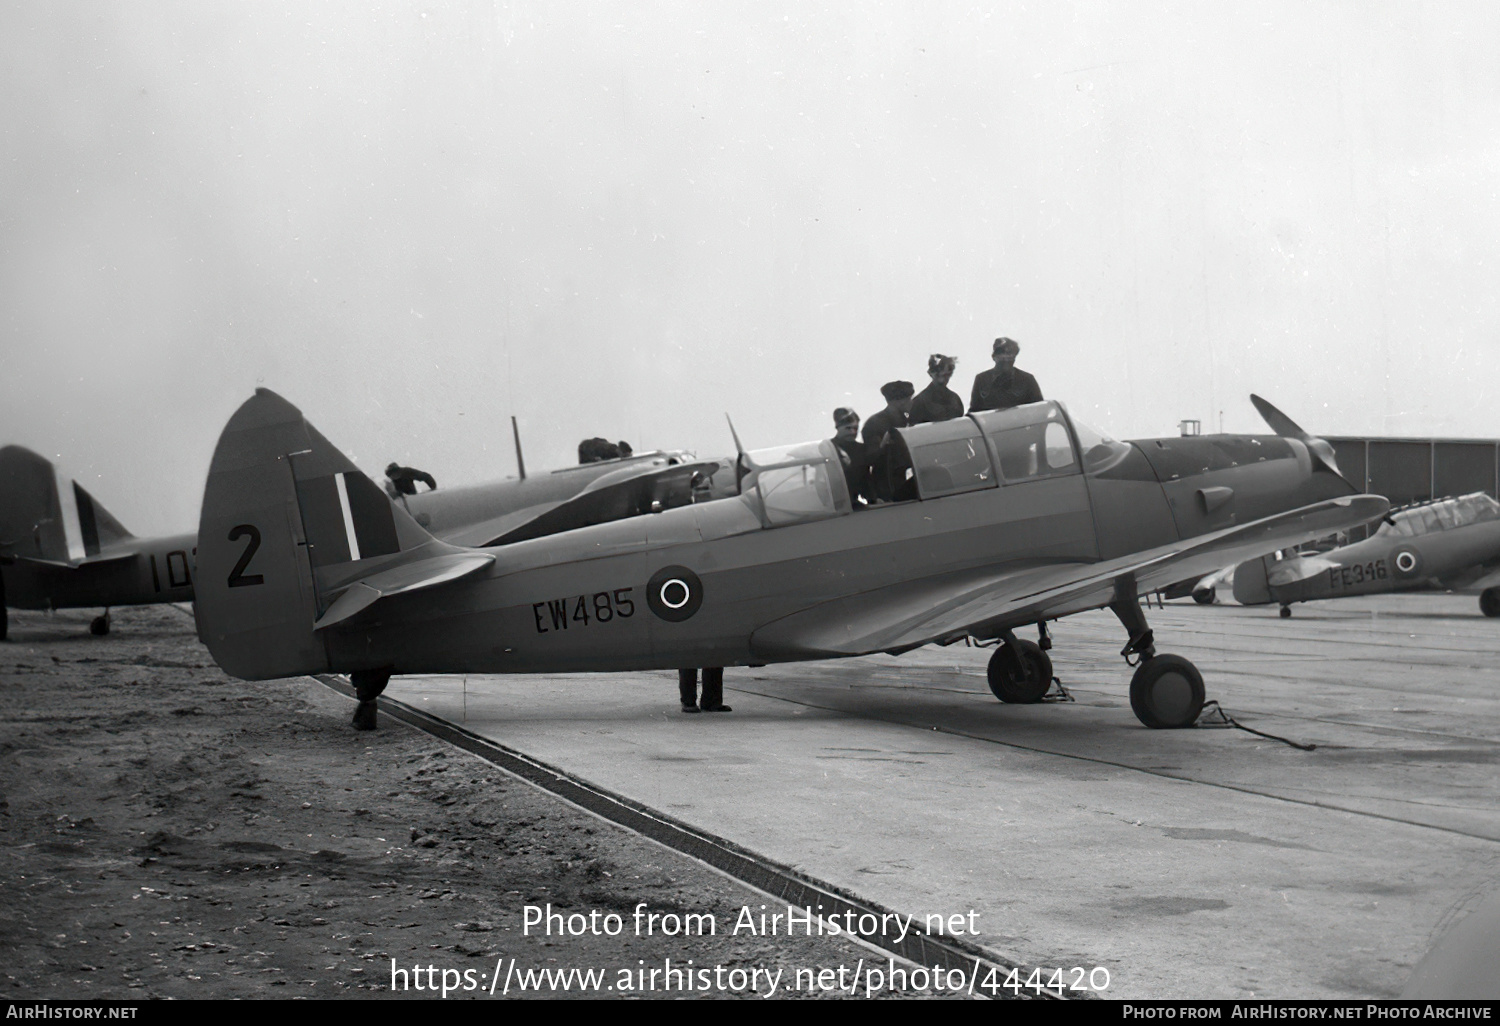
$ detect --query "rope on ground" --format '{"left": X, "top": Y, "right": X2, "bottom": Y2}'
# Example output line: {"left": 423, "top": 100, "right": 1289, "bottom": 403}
{"left": 1196, "top": 700, "right": 1317, "bottom": 751}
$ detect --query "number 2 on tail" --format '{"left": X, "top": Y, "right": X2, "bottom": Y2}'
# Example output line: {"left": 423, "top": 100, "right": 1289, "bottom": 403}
{"left": 227, "top": 525, "right": 265, "bottom": 587}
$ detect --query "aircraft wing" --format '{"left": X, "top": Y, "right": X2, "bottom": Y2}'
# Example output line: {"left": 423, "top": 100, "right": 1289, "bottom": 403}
{"left": 472, "top": 460, "right": 725, "bottom": 547}
{"left": 750, "top": 495, "right": 1388, "bottom": 659}
{"left": 1449, "top": 565, "right": 1500, "bottom": 593}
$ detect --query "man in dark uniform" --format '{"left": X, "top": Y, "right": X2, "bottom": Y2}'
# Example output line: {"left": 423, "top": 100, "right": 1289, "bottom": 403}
{"left": 679, "top": 668, "right": 732, "bottom": 713}
{"left": 862, "top": 381, "right": 913, "bottom": 502}
{"left": 908, "top": 354, "right": 964, "bottom": 425}
{"left": 385, "top": 463, "right": 437, "bottom": 496}
{"left": 969, "top": 337, "right": 1043, "bottom": 413}
{"left": 830, "top": 407, "right": 873, "bottom": 508}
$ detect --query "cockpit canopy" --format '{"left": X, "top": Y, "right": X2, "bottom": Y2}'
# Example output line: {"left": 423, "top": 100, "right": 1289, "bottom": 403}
{"left": 1376, "top": 493, "right": 1500, "bottom": 537}
{"left": 737, "top": 402, "right": 1114, "bottom": 527}
{"left": 896, "top": 401, "right": 1083, "bottom": 500}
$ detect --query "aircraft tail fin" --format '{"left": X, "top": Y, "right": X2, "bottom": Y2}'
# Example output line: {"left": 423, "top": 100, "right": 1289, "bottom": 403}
{"left": 1231, "top": 555, "right": 1273, "bottom": 605}
{"left": 0, "top": 445, "right": 133, "bottom": 566}
{"left": 195, "top": 389, "right": 491, "bottom": 681}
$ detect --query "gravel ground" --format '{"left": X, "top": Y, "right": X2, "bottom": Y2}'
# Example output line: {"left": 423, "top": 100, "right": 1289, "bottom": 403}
{"left": 0, "top": 605, "right": 881, "bottom": 1000}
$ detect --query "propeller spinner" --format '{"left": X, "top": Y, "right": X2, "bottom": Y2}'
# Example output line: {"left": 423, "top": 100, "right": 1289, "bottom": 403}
{"left": 1250, "top": 394, "right": 1349, "bottom": 485}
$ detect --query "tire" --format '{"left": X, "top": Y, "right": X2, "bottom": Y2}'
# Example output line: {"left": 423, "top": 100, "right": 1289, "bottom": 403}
{"left": 987, "top": 638, "right": 1053, "bottom": 704}
{"left": 1279, "top": 605, "right": 1292, "bottom": 619}
{"left": 89, "top": 615, "right": 110, "bottom": 636}
{"left": 1129, "top": 654, "right": 1205, "bottom": 729}
{"left": 1481, "top": 588, "right": 1500, "bottom": 619}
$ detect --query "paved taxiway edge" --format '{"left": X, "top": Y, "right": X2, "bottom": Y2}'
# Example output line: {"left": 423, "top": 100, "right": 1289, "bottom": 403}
{"left": 312, "top": 673, "right": 1065, "bottom": 999}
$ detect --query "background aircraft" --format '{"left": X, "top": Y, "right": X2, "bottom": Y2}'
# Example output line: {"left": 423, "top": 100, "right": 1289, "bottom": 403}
{"left": 1232, "top": 492, "right": 1500, "bottom": 617}
{"left": 0, "top": 445, "right": 197, "bottom": 639}
{"left": 192, "top": 389, "right": 1385, "bottom": 732}
{"left": 0, "top": 443, "right": 725, "bottom": 640}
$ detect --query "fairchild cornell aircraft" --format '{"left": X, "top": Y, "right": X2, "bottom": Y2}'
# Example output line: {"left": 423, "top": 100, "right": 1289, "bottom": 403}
{"left": 0, "top": 442, "right": 722, "bottom": 640}
{"left": 192, "top": 389, "right": 1385, "bottom": 732}
{"left": 1233, "top": 492, "right": 1500, "bottom": 618}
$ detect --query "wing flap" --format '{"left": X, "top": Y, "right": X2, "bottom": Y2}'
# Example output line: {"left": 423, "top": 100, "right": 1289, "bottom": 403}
{"left": 313, "top": 551, "right": 494, "bottom": 630}
{"left": 750, "top": 495, "right": 1388, "bottom": 658}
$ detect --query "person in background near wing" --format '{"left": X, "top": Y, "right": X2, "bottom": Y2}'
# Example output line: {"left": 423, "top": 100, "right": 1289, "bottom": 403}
{"left": 831, "top": 407, "right": 874, "bottom": 508}
{"left": 385, "top": 463, "right": 437, "bottom": 496}
{"left": 907, "top": 354, "right": 963, "bottom": 425}
{"left": 969, "top": 336, "right": 1043, "bottom": 413}
{"left": 863, "top": 380, "right": 914, "bottom": 502}
{"left": 678, "top": 668, "right": 732, "bottom": 713}
{"left": 616, "top": 440, "right": 633, "bottom": 458}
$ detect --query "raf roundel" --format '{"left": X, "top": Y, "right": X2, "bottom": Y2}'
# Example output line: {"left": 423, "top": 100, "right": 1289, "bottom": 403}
{"left": 1393, "top": 548, "right": 1422, "bottom": 576}
{"left": 647, "top": 565, "right": 704, "bottom": 622}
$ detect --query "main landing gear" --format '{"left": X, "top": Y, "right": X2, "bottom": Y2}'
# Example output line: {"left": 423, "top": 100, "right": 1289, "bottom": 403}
{"left": 986, "top": 630, "right": 1054, "bottom": 704}
{"left": 1112, "top": 576, "right": 1205, "bottom": 729}
{"left": 1279, "top": 605, "right": 1292, "bottom": 619}
{"left": 1481, "top": 588, "right": 1500, "bottom": 619}
{"left": 90, "top": 609, "right": 111, "bottom": 636}
{"left": 351, "top": 669, "right": 392, "bottom": 731}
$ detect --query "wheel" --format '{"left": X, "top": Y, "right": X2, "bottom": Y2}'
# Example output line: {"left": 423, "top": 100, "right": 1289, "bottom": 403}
{"left": 1481, "top": 588, "right": 1500, "bottom": 618}
{"left": 987, "top": 638, "right": 1053, "bottom": 704}
{"left": 1279, "top": 605, "right": 1292, "bottom": 619}
{"left": 1129, "top": 654, "right": 1205, "bottom": 729}
{"left": 1193, "top": 587, "right": 1216, "bottom": 605}
{"left": 89, "top": 614, "right": 110, "bottom": 636}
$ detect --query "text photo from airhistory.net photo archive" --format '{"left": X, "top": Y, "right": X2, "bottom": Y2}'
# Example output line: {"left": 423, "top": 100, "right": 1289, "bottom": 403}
{"left": 2, "top": 1, "right": 1499, "bottom": 1015}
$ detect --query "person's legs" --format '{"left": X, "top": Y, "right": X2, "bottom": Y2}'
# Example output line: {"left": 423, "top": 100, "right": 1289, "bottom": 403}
{"left": 677, "top": 668, "right": 700, "bottom": 712}
{"left": 700, "top": 667, "right": 732, "bottom": 712}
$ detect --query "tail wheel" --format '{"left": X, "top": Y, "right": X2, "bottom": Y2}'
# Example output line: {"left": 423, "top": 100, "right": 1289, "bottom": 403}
{"left": 987, "top": 638, "right": 1053, "bottom": 704}
{"left": 1129, "top": 654, "right": 1205, "bottom": 729}
{"left": 1482, "top": 588, "right": 1500, "bottom": 619}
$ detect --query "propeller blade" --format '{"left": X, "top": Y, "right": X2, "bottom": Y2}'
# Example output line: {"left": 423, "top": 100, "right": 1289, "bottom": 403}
{"left": 1249, "top": 395, "right": 1307, "bottom": 439}
{"left": 1250, "top": 394, "right": 1348, "bottom": 484}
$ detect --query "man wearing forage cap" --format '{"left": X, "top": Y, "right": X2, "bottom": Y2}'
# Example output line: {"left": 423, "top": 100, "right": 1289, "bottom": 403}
{"left": 831, "top": 406, "right": 874, "bottom": 508}
{"left": 969, "top": 336, "right": 1043, "bottom": 414}
{"left": 863, "top": 381, "right": 914, "bottom": 502}
{"left": 908, "top": 354, "right": 964, "bottom": 426}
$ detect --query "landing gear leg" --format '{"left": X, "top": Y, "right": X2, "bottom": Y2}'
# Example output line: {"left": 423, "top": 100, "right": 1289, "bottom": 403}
{"left": 1279, "top": 605, "right": 1292, "bottom": 619}
{"left": 90, "top": 609, "right": 111, "bottom": 636}
{"left": 1111, "top": 575, "right": 1204, "bottom": 729}
{"left": 1, "top": 573, "right": 8, "bottom": 642}
{"left": 351, "top": 669, "right": 392, "bottom": 731}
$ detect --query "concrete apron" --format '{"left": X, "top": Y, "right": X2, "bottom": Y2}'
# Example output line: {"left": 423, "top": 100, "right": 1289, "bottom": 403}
{"left": 376, "top": 593, "right": 1500, "bottom": 999}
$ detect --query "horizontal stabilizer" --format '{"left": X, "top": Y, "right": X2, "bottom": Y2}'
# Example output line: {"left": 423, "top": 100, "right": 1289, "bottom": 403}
{"left": 313, "top": 551, "right": 494, "bottom": 629}
{"left": 1, "top": 551, "right": 138, "bottom": 570}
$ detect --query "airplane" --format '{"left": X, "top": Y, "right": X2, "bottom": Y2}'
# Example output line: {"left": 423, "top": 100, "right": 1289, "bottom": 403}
{"left": 0, "top": 442, "right": 726, "bottom": 640}
{"left": 191, "top": 388, "right": 1387, "bottom": 732}
{"left": 1231, "top": 492, "right": 1500, "bottom": 618}
{"left": 0, "top": 445, "right": 199, "bottom": 640}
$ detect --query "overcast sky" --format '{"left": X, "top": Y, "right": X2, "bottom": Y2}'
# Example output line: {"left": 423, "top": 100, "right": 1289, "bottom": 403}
{"left": 3, "top": 1, "right": 1498, "bottom": 535}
